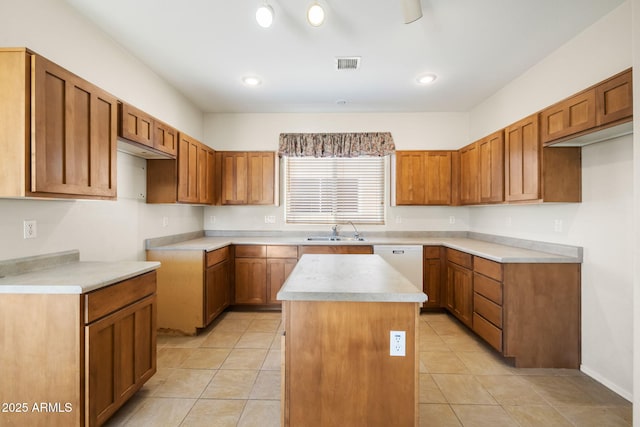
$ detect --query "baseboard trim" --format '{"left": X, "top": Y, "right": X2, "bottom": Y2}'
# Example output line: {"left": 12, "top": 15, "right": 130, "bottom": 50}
{"left": 580, "top": 364, "right": 632, "bottom": 402}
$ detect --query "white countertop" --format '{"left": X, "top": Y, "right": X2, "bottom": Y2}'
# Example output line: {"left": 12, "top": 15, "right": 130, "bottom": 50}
{"left": 0, "top": 261, "right": 160, "bottom": 294}
{"left": 277, "top": 254, "right": 428, "bottom": 303}
{"left": 147, "top": 235, "right": 580, "bottom": 263}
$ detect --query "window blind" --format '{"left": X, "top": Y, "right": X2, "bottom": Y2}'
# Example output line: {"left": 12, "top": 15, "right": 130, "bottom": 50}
{"left": 285, "top": 157, "right": 385, "bottom": 224}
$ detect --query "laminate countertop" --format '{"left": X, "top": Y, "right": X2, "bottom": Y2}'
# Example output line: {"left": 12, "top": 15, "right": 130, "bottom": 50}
{"left": 146, "top": 234, "right": 582, "bottom": 264}
{"left": 277, "top": 254, "right": 428, "bottom": 303}
{"left": 0, "top": 250, "right": 160, "bottom": 294}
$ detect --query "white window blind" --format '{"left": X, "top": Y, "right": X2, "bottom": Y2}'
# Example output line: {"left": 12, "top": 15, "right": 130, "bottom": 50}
{"left": 285, "top": 157, "right": 385, "bottom": 224}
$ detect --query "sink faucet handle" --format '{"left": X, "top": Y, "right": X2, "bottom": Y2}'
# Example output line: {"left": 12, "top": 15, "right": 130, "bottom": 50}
{"left": 331, "top": 224, "right": 339, "bottom": 236}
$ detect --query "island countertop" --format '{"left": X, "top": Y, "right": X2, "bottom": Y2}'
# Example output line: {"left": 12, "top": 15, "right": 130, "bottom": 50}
{"left": 277, "top": 254, "right": 428, "bottom": 303}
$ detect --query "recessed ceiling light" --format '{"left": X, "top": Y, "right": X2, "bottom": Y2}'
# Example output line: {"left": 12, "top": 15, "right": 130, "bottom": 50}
{"left": 416, "top": 73, "right": 437, "bottom": 85}
{"left": 307, "top": 2, "right": 325, "bottom": 27}
{"left": 336, "top": 99, "right": 347, "bottom": 105}
{"left": 242, "top": 76, "right": 262, "bottom": 86}
{"left": 256, "top": 4, "right": 274, "bottom": 28}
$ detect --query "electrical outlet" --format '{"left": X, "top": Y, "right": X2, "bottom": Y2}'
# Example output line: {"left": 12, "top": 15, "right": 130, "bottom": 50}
{"left": 264, "top": 215, "right": 276, "bottom": 224}
{"left": 162, "top": 216, "right": 169, "bottom": 227}
{"left": 449, "top": 216, "right": 456, "bottom": 224}
{"left": 210, "top": 215, "right": 216, "bottom": 224}
{"left": 389, "top": 330, "right": 406, "bottom": 357}
{"left": 554, "top": 219, "right": 563, "bottom": 233}
{"left": 23, "top": 220, "right": 37, "bottom": 239}
{"left": 395, "top": 216, "right": 402, "bottom": 224}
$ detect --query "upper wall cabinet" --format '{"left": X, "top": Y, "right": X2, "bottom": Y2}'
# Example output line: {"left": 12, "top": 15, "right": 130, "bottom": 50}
{"left": 541, "top": 68, "right": 632, "bottom": 146}
{"left": 146, "top": 133, "right": 214, "bottom": 204}
{"left": 216, "top": 151, "right": 276, "bottom": 205}
{"left": 459, "top": 143, "right": 480, "bottom": 205}
{"left": 118, "top": 102, "right": 178, "bottom": 158}
{"left": 395, "top": 151, "right": 452, "bottom": 205}
{"left": 478, "top": 130, "right": 504, "bottom": 204}
{"left": 0, "top": 48, "right": 117, "bottom": 200}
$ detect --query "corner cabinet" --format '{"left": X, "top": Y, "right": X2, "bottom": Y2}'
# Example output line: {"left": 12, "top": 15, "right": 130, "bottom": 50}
{"left": 216, "top": 151, "right": 276, "bottom": 205}
{"left": 0, "top": 48, "right": 117, "bottom": 200}
{"left": 146, "top": 133, "right": 215, "bottom": 204}
{"left": 146, "top": 247, "right": 230, "bottom": 335}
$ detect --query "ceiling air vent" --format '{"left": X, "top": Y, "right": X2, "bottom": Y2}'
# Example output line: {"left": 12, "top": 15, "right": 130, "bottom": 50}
{"left": 335, "top": 56, "right": 361, "bottom": 71}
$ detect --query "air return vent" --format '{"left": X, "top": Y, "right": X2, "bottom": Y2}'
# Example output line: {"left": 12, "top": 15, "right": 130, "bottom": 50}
{"left": 335, "top": 57, "right": 361, "bottom": 70}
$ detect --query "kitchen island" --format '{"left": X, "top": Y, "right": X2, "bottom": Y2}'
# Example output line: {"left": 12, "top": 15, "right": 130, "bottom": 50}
{"left": 0, "top": 250, "right": 160, "bottom": 427}
{"left": 278, "top": 254, "right": 427, "bottom": 427}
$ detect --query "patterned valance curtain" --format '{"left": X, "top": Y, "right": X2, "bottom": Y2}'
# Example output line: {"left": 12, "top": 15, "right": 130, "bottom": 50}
{"left": 278, "top": 132, "right": 395, "bottom": 158}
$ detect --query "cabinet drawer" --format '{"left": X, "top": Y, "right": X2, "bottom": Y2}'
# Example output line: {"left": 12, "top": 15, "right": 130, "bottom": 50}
{"left": 474, "top": 257, "right": 502, "bottom": 281}
{"left": 85, "top": 271, "right": 157, "bottom": 324}
{"left": 446, "top": 249, "right": 472, "bottom": 269}
{"left": 424, "top": 246, "right": 440, "bottom": 259}
{"left": 474, "top": 293, "right": 502, "bottom": 328}
{"left": 473, "top": 273, "right": 502, "bottom": 305}
{"left": 267, "top": 245, "right": 298, "bottom": 259}
{"left": 235, "top": 245, "right": 267, "bottom": 258}
{"left": 206, "top": 246, "right": 229, "bottom": 267}
{"left": 473, "top": 313, "right": 503, "bottom": 352}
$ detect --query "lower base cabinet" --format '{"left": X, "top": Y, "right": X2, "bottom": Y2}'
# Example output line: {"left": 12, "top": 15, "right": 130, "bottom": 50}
{"left": 0, "top": 271, "right": 157, "bottom": 427}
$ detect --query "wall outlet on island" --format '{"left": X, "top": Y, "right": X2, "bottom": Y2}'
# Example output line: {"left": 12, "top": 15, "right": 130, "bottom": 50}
{"left": 390, "top": 330, "right": 406, "bottom": 357}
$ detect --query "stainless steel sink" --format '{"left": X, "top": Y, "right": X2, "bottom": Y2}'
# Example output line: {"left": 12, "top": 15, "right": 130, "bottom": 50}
{"left": 306, "top": 236, "right": 366, "bottom": 242}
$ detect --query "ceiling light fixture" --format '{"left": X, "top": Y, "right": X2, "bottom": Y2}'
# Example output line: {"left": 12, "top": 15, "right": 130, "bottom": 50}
{"left": 242, "top": 76, "right": 262, "bottom": 86}
{"left": 256, "top": 3, "right": 274, "bottom": 28}
{"left": 307, "top": 2, "right": 325, "bottom": 27}
{"left": 416, "top": 73, "right": 437, "bottom": 85}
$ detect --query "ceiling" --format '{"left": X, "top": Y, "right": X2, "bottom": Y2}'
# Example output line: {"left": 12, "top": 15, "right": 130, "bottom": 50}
{"left": 65, "top": 0, "right": 625, "bottom": 114}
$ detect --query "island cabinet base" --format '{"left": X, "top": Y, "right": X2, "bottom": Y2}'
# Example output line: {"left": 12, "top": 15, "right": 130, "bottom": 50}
{"left": 282, "top": 300, "right": 420, "bottom": 427}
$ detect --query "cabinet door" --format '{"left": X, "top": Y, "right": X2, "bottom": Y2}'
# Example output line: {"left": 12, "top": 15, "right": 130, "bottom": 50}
{"left": 198, "top": 145, "right": 215, "bottom": 204}
{"left": 153, "top": 119, "right": 178, "bottom": 157}
{"left": 86, "top": 295, "right": 156, "bottom": 427}
{"left": 177, "top": 133, "right": 200, "bottom": 203}
{"left": 446, "top": 262, "right": 473, "bottom": 328}
{"left": 267, "top": 258, "right": 297, "bottom": 305}
{"left": 459, "top": 142, "right": 479, "bottom": 204}
{"left": 119, "top": 102, "right": 153, "bottom": 147}
{"left": 395, "top": 151, "right": 425, "bottom": 205}
{"left": 32, "top": 55, "right": 117, "bottom": 198}
{"left": 540, "top": 90, "right": 596, "bottom": 144}
{"left": 205, "top": 260, "right": 230, "bottom": 325}
{"left": 221, "top": 152, "right": 248, "bottom": 204}
{"left": 425, "top": 151, "right": 452, "bottom": 205}
{"left": 596, "top": 68, "right": 633, "bottom": 126}
{"left": 235, "top": 258, "right": 267, "bottom": 304}
{"left": 423, "top": 257, "right": 442, "bottom": 308}
{"left": 248, "top": 152, "right": 275, "bottom": 205}
{"left": 505, "top": 114, "right": 540, "bottom": 202}
{"left": 479, "top": 130, "right": 504, "bottom": 203}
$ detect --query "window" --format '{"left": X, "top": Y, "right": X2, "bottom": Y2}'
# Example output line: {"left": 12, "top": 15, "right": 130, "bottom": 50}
{"left": 285, "top": 157, "right": 385, "bottom": 224}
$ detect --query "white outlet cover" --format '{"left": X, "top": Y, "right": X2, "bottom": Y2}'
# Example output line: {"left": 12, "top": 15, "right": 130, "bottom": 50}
{"left": 23, "top": 220, "right": 37, "bottom": 239}
{"left": 390, "top": 330, "right": 406, "bottom": 357}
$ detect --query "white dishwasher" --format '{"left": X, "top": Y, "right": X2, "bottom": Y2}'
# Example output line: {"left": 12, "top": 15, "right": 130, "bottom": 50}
{"left": 373, "top": 245, "right": 423, "bottom": 291}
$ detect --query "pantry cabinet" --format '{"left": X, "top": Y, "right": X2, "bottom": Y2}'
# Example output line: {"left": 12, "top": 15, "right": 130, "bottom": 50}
{"left": 395, "top": 151, "right": 452, "bottom": 205}
{"left": 0, "top": 48, "right": 117, "bottom": 200}
{"left": 217, "top": 151, "right": 276, "bottom": 205}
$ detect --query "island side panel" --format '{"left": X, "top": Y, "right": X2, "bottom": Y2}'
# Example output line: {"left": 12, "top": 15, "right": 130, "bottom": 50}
{"left": 0, "top": 294, "right": 82, "bottom": 426}
{"left": 284, "top": 300, "right": 418, "bottom": 427}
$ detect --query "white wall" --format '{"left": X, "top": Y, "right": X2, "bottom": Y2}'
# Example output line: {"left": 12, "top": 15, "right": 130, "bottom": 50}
{"left": 0, "top": 0, "right": 205, "bottom": 261}
{"left": 469, "top": 2, "right": 634, "bottom": 399}
{"left": 203, "top": 112, "right": 471, "bottom": 232}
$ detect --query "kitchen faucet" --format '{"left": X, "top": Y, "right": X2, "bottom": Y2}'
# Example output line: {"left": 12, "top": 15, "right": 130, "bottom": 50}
{"left": 347, "top": 221, "right": 360, "bottom": 240}
{"left": 331, "top": 224, "right": 339, "bottom": 238}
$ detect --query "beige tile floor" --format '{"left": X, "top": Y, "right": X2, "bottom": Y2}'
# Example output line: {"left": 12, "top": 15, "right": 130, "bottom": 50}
{"left": 104, "top": 311, "right": 632, "bottom": 427}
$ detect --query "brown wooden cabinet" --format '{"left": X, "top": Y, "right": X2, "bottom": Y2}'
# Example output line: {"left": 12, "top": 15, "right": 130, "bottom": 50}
{"left": 395, "top": 151, "right": 452, "bottom": 205}
{"left": 147, "top": 247, "right": 230, "bottom": 334}
{"left": 478, "top": 130, "right": 505, "bottom": 203}
{"left": 459, "top": 142, "right": 479, "bottom": 205}
{"left": 542, "top": 68, "right": 633, "bottom": 145}
{"left": 298, "top": 245, "right": 374, "bottom": 256}
{"left": 217, "top": 151, "right": 276, "bottom": 205}
{"left": 118, "top": 102, "right": 178, "bottom": 158}
{"left": 422, "top": 246, "right": 443, "bottom": 309}
{"left": 85, "top": 278, "right": 156, "bottom": 426}
{"left": 205, "top": 249, "right": 231, "bottom": 325}
{"left": 146, "top": 133, "right": 215, "bottom": 204}
{"left": 444, "top": 249, "right": 473, "bottom": 328}
{"left": 472, "top": 257, "right": 504, "bottom": 352}
{"left": 0, "top": 48, "right": 117, "bottom": 200}
{"left": 504, "top": 114, "right": 540, "bottom": 202}
{"left": 234, "top": 245, "right": 298, "bottom": 306}
{"left": 0, "top": 270, "right": 157, "bottom": 427}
